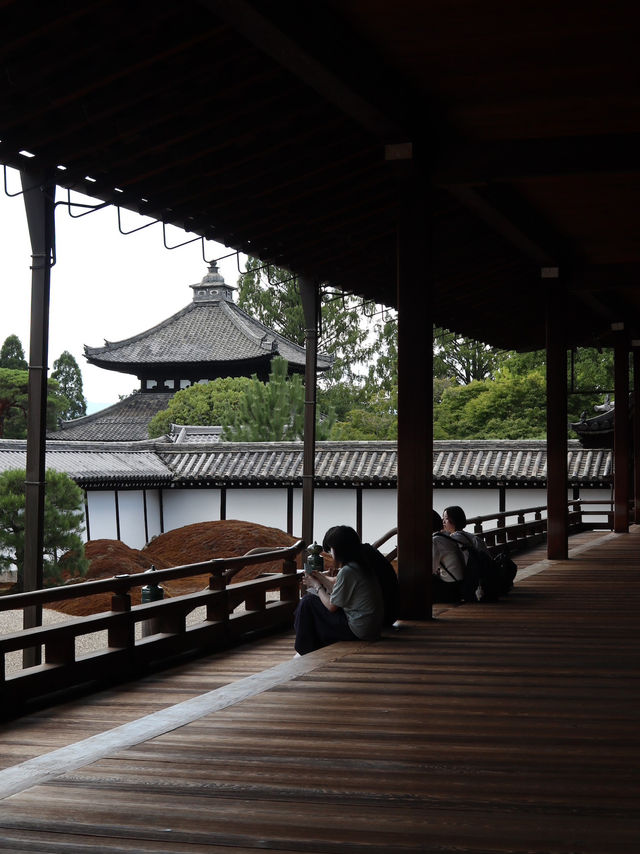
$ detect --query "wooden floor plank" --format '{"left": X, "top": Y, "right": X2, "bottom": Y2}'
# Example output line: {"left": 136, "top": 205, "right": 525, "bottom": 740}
{"left": 0, "top": 529, "right": 638, "bottom": 852}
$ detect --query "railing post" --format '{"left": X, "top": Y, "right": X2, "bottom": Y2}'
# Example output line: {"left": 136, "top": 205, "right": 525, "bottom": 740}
{"left": 280, "top": 556, "right": 300, "bottom": 603}
{"left": 45, "top": 635, "right": 75, "bottom": 667}
{"left": 108, "top": 589, "right": 134, "bottom": 649}
{"left": 207, "top": 574, "right": 229, "bottom": 623}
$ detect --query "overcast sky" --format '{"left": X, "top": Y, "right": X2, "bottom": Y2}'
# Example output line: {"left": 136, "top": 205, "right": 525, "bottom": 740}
{"left": 0, "top": 167, "right": 244, "bottom": 413}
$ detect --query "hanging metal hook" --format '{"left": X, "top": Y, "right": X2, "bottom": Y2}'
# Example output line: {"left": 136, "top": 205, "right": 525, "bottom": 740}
{"left": 162, "top": 221, "right": 201, "bottom": 250}
{"left": 117, "top": 206, "right": 160, "bottom": 235}
{"left": 60, "top": 188, "right": 111, "bottom": 218}
{"left": 3, "top": 164, "right": 53, "bottom": 198}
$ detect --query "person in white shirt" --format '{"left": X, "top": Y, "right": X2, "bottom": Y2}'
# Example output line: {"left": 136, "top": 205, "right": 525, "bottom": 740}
{"left": 432, "top": 510, "right": 465, "bottom": 603}
{"left": 443, "top": 505, "right": 489, "bottom": 558}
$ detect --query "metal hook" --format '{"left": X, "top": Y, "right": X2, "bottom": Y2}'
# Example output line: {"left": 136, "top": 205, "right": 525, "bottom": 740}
{"left": 162, "top": 221, "right": 202, "bottom": 250}
{"left": 202, "top": 239, "right": 237, "bottom": 266}
{"left": 117, "top": 206, "right": 160, "bottom": 235}
{"left": 3, "top": 164, "right": 53, "bottom": 198}
{"left": 61, "top": 188, "right": 111, "bottom": 218}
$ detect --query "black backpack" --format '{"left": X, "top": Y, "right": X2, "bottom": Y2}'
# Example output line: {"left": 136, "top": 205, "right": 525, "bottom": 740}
{"left": 454, "top": 533, "right": 517, "bottom": 603}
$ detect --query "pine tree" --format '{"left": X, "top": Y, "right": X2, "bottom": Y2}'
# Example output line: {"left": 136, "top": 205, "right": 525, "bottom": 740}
{"left": 0, "top": 335, "right": 28, "bottom": 370}
{"left": 0, "top": 469, "right": 88, "bottom": 589}
{"left": 51, "top": 350, "right": 87, "bottom": 421}
{"left": 224, "top": 357, "right": 333, "bottom": 441}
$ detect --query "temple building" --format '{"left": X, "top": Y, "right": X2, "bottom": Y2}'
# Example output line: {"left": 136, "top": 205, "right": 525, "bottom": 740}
{"left": 49, "top": 262, "right": 332, "bottom": 442}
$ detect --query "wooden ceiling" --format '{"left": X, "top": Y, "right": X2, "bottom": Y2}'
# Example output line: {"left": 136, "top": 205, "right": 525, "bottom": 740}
{"left": 1, "top": 0, "right": 638, "bottom": 350}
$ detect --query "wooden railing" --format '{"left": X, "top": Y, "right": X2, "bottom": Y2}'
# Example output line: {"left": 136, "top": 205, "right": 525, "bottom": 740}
{"left": 0, "top": 540, "right": 305, "bottom": 712}
{"left": 373, "top": 498, "right": 614, "bottom": 559}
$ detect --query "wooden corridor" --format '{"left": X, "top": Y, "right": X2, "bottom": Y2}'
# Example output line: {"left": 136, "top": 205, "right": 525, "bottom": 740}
{"left": 0, "top": 530, "right": 638, "bottom": 853}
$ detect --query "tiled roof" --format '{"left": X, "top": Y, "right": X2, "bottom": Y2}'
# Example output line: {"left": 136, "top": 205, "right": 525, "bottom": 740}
{"left": 168, "top": 425, "right": 223, "bottom": 443}
{"left": 157, "top": 441, "right": 398, "bottom": 486}
{"left": 432, "top": 440, "right": 612, "bottom": 484}
{"left": 0, "top": 439, "right": 172, "bottom": 488}
{"left": 48, "top": 392, "right": 174, "bottom": 442}
{"left": 84, "top": 277, "right": 332, "bottom": 374}
{"left": 0, "top": 439, "right": 614, "bottom": 488}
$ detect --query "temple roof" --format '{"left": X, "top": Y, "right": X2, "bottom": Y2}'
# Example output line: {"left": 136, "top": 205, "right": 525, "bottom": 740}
{"left": 48, "top": 392, "right": 174, "bottom": 443}
{"left": 84, "top": 263, "right": 333, "bottom": 379}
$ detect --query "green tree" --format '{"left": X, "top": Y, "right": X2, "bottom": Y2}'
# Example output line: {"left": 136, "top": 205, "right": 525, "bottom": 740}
{"left": 0, "top": 469, "right": 88, "bottom": 590}
{"left": 0, "top": 368, "right": 63, "bottom": 438}
{"left": 433, "top": 327, "right": 500, "bottom": 384}
{"left": 148, "top": 376, "right": 254, "bottom": 438}
{"left": 0, "top": 335, "right": 27, "bottom": 370}
{"left": 52, "top": 350, "right": 87, "bottom": 421}
{"left": 433, "top": 368, "right": 548, "bottom": 439}
{"left": 225, "top": 357, "right": 334, "bottom": 441}
{"left": 237, "top": 256, "right": 374, "bottom": 387}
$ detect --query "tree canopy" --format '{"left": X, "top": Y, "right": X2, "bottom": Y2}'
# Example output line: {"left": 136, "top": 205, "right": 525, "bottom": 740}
{"left": 52, "top": 350, "right": 87, "bottom": 421}
{"left": 0, "top": 334, "right": 27, "bottom": 370}
{"left": 224, "top": 357, "right": 334, "bottom": 441}
{"left": 237, "top": 257, "right": 374, "bottom": 388}
{"left": 0, "top": 469, "right": 88, "bottom": 589}
{"left": 0, "top": 368, "right": 63, "bottom": 438}
{"left": 148, "top": 376, "right": 254, "bottom": 438}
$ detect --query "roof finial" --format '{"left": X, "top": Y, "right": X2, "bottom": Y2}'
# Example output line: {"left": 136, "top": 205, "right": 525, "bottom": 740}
{"left": 190, "top": 261, "right": 236, "bottom": 302}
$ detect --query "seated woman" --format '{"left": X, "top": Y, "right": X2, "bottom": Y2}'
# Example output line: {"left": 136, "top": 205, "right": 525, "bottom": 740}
{"left": 442, "top": 505, "right": 488, "bottom": 554}
{"left": 431, "top": 509, "right": 466, "bottom": 603}
{"left": 294, "top": 525, "right": 384, "bottom": 656}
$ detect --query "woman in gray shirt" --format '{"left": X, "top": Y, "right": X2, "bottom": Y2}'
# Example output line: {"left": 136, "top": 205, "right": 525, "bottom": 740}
{"left": 294, "top": 526, "right": 384, "bottom": 655}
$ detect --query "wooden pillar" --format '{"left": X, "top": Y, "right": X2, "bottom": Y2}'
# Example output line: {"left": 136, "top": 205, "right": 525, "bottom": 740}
{"left": 545, "top": 268, "right": 568, "bottom": 559}
{"left": 300, "top": 275, "right": 319, "bottom": 548}
{"left": 633, "top": 347, "right": 640, "bottom": 524}
{"left": 613, "top": 331, "right": 630, "bottom": 532}
{"left": 396, "top": 184, "right": 432, "bottom": 619}
{"left": 21, "top": 170, "right": 55, "bottom": 667}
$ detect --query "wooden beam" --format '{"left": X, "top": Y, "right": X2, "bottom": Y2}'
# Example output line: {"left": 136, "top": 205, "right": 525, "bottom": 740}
{"left": 203, "top": 0, "right": 406, "bottom": 140}
{"left": 434, "top": 134, "right": 640, "bottom": 186}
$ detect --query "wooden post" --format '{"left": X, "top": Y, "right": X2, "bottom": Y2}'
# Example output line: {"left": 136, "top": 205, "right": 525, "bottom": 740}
{"left": 613, "top": 332, "right": 630, "bottom": 532}
{"left": 396, "top": 183, "right": 432, "bottom": 619}
{"left": 632, "top": 347, "right": 640, "bottom": 524}
{"left": 300, "top": 275, "right": 319, "bottom": 548}
{"left": 20, "top": 170, "right": 55, "bottom": 668}
{"left": 545, "top": 268, "right": 568, "bottom": 559}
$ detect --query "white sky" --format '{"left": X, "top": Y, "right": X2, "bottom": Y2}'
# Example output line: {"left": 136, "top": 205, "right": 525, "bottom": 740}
{"left": 0, "top": 167, "right": 245, "bottom": 413}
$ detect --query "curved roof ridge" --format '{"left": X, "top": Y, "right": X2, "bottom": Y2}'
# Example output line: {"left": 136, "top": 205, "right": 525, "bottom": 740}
{"left": 84, "top": 302, "right": 195, "bottom": 357}
{"left": 221, "top": 299, "right": 333, "bottom": 369}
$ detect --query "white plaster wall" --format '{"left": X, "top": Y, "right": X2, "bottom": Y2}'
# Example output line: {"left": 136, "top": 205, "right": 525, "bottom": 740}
{"left": 362, "top": 491, "right": 397, "bottom": 548}
{"left": 144, "top": 490, "right": 163, "bottom": 542}
{"left": 433, "top": 489, "right": 502, "bottom": 528}
{"left": 292, "top": 489, "right": 302, "bottom": 538}
{"left": 571, "top": 486, "right": 612, "bottom": 524}
{"left": 86, "top": 491, "right": 118, "bottom": 541}
{"left": 226, "top": 489, "right": 289, "bottom": 532}
{"left": 162, "top": 488, "right": 221, "bottom": 531}
{"left": 505, "top": 488, "right": 548, "bottom": 522}
{"left": 86, "top": 484, "right": 614, "bottom": 549}
{"left": 116, "top": 491, "right": 146, "bottom": 550}
{"left": 312, "top": 490, "right": 357, "bottom": 544}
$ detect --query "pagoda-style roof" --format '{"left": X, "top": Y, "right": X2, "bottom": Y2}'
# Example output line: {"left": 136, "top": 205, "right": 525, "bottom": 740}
{"left": 48, "top": 392, "right": 173, "bottom": 443}
{"left": 84, "top": 263, "right": 333, "bottom": 382}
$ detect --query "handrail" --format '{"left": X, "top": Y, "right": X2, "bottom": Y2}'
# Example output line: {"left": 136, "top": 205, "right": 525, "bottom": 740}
{"left": 0, "top": 541, "right": 306, "bottom": 714}
{"left": 372, "top": 497, "right": 613, "bottom": 559}
{"left": 0, "top": 541, "right": 304, "bottom": 613}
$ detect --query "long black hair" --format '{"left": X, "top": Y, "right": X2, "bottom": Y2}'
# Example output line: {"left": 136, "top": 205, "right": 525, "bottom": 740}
{"left": 322, "top": 525, "right": 367, "bottom": 567}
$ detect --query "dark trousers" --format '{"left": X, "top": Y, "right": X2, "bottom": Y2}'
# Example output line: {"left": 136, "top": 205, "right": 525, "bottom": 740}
{"left": 294, "top": 592, "right": 358, "bottom": 655}
{"left": 432, "top": 575, "right": 460, "bottom": 603}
